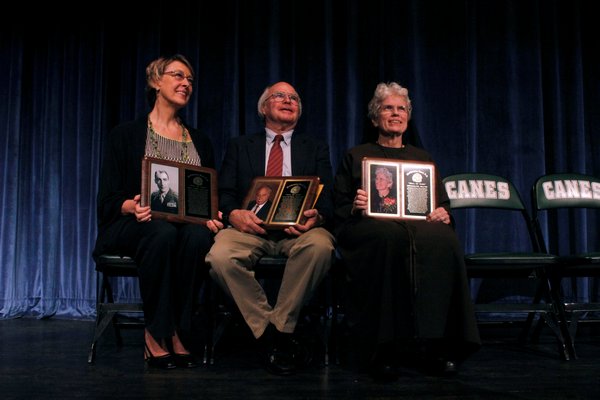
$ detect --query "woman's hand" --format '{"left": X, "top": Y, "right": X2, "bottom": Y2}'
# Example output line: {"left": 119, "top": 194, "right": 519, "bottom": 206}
{"left": 122, "top": 194, "right": 152, "bottom": 222}
{"left": 206, "top": 211, "right": 225, "bottom": 233}
{"left": 426, "top": 206, "right": 451, "bottom": 224}
{"left": 351, "top": 188, "right": 368, "bottom": 215}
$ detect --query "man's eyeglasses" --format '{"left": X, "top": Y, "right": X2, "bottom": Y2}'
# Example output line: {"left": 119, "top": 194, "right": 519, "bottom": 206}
{"left": 164, "top": 70, "right": 194, "bottom": 85}
{"left": 267, "top": 92, "right": 300, "bottom": 105}
{"left": 380, "top": 105, "right": 410, "bottom": 114}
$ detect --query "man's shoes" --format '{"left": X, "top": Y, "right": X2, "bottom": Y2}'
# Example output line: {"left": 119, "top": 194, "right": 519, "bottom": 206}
{"left": 262, "top": 328, "right": 299, "bottom": 376}
{"left": 265, "top": 345, "right": 296, "bottom": 376}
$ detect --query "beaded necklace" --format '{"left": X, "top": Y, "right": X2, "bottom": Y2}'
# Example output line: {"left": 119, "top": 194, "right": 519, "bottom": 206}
{"left": 147, "top": 117, "right": 190, "bottom": 162}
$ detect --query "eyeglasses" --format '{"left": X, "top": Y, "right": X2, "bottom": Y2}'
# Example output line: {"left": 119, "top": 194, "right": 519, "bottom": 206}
{"left": 164, "top": 70, "right": 194, "bottom": 85}
{"left": 380, "top": 105, "right": 410, "bottom": 114}
{"left": 267, "top": 91, "right": 300, "bottom": 105}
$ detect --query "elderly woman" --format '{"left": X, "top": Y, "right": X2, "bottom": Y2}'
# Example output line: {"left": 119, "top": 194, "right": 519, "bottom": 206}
{"left": 333, "top": 82, "right": 480, "bottom": 381}
{"left": 371, "top": 166, "right": 397, "bottom": 214}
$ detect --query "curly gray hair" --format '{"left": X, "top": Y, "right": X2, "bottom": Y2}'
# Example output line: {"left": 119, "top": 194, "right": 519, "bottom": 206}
{"left": 367, "top": 82, "right": 412, "bottom": 121}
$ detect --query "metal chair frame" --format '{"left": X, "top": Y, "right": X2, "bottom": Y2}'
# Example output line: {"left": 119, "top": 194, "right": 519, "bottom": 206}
{"left": 87, "top": 255, "right": 144, "bottom": 364}
{"left": 443, "top": 173, "right": 574, "bottom": 360}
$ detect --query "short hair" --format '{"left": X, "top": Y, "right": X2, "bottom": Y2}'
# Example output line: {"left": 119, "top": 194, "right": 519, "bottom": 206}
{"left": 367, "top": 82, "right": 412, "bottom": 121}
{"left": 154, "top": 170, "right": 169, "bottom": 181}
{"left": 145, "top": 54, "right": 195, "bottom": 107}
{"left": 256, "top": 84, "right": 303, "bottom": 121}
{"left": 375, "top": 166, "right": 393, "bottom": 185}
{"left": 256, "top": 184, "right": 273, "bottom": 195}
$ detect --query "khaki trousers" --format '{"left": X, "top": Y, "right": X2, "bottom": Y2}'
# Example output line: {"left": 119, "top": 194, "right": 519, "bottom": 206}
{"left": 206, "top": 227, "right": 334, "bottom": 338}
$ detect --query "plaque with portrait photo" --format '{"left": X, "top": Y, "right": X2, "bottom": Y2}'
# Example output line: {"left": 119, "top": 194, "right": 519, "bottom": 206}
{"left": 242, "top": 176, "right": 322, "bottom": 229}
{"left": 141, "top": 156, "right": 218, "bottom": 225}
{"left": 362, "top": 157, "right": 435, "bottom": 220}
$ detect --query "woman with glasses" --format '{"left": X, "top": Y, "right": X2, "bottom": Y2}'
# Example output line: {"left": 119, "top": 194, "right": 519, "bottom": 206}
{"left": 333, "top": 82, "right": 480, "bottom": 381}
{"left": 93, "top": 54, "right": 223, "bottom": 369}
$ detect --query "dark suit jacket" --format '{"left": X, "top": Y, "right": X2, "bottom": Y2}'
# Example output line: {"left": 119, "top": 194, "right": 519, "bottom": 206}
{"left": 247, "top": 199, "right": 273, "bottom": 220}
{"left": 94, "top": 115, "right": 215, "bottom": 258}
{"left": 219, "top": 131, "right": 334, "bottom": 228}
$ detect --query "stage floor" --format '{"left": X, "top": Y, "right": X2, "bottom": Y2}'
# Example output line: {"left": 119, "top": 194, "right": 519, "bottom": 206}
{"left": 1, "top": 317, "right": 599, "bottom": 399}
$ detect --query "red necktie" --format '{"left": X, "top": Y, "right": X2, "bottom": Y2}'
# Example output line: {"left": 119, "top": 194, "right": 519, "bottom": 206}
{"left": 266, "top": 135, "right": 284, "bottom": 176}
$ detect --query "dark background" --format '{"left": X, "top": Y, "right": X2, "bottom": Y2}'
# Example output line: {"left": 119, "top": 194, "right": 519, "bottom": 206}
{"left": 1, "top": 0, "right": 598, "bottom": 318}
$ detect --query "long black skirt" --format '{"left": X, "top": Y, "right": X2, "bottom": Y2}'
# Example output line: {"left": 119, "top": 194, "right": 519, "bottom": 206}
{"left": 336, "top": 217, "right": 481, "bottom": 364}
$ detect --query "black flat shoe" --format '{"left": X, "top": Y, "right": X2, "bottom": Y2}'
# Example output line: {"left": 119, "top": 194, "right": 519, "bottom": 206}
{"left": 368, "top": 342, "right": 400, "bottom": 382}
{"left": 144, "top": 344, "right": 176, "bottom": 370}
{"left": 173, "top": 353, "right": 200, "bottom": 369}
{"left": 440, "top": 360, "right": 458, "bottom": 377}
{"left": 421, "top": 357, "right": 458, "bottom": 377}
{"left": 369, "top": 362, "right": 400, "bottom": 382}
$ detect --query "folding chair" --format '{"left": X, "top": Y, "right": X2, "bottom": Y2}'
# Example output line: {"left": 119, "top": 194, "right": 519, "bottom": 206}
{"left": 443, "top": 173, "right": 574, "bottom": 360}
{"left": 531, "top": 173, "right": 600, "bottom": 351}
{"left": 87, "top": 255, "right": 144, "bottom": 364}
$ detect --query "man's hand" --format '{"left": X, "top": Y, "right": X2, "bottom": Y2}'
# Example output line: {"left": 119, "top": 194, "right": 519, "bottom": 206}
{"left": 284, "top": 208, "right": 323, "bottom": 236}
{"left": 229, "top": 209, "right": 268, "bottom": 235}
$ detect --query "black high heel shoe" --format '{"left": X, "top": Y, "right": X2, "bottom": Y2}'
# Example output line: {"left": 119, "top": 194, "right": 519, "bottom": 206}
{"left": 173, "top": 353, "right": 200, "bottom": 368}
{"left": 144, "top": 343, "right": 176, "bottom": 370}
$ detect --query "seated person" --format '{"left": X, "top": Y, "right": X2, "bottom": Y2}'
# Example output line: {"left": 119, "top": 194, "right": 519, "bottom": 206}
{"left": 333, "top": 81, "right": 481, "bottom": 381}
{"left": 206, "top": 81, "right": 335, "bottom": 376}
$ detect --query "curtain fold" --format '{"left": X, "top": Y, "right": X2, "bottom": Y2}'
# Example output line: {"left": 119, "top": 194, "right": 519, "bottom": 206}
{"left": 1, "top": 0, "right": 598, "bottom": 319}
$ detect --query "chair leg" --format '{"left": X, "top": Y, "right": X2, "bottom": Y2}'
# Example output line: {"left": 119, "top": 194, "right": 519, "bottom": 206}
{"left": 520, "top": 280, "right": 546, "bottom": 343}
{"left": 88, "top": 305, "right": 118, "bottom": 364}
{"left": 548, "top": 279, "right": 577, "bottom": 361}
{"left": 205, "top": 278, "right": 233, "bottom": 366}
{"left": 568, "top": 311, "right": 584, "bottom": 346}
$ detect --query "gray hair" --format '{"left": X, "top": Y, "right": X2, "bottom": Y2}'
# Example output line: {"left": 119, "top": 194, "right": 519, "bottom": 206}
{"left": 257, "top": 84, "right": 303, "bottom": 121}
{"left": 367, "top": 82, "right": 412, "bottom": 121}
{"left": 375, "top": 166, "right": 394, "bottom": 185}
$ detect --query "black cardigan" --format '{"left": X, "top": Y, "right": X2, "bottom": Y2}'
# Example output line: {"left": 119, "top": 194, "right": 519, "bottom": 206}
{"left": 93, "top": 116, "right": 215, "bottom": 254}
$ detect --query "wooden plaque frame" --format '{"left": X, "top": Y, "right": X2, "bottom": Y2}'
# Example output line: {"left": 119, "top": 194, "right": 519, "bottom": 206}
{"left": 141, "top": 156, "right": 218, "bottom": 225}
{"left": 362, "top": 157, "right": 436, "bottom": 220}
{"left": 242, "top": 176, "right": 322, "bottom": 229}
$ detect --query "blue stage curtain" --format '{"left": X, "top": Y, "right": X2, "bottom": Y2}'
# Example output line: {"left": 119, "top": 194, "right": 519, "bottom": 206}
{"left": 1, "top": 0, "right": 598, "bottom": 319}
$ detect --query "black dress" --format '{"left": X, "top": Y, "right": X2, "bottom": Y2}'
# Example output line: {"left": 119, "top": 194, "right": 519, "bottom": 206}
{"left": 333, "top": 142, "right": 481, "bottom": 366}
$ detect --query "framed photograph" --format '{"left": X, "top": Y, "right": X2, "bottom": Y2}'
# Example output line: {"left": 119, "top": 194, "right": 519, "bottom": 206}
{"left": 141, "top": 156, "right": 218, "bottom": 225}
{"left": 242, "top": 176, "right": 322, "bottom": 229}
{"left": 362, "top": 157, "right": 436, "bottom": 220}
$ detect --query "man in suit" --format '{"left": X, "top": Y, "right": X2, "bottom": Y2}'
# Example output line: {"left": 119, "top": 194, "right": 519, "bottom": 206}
{"left": 206, "top": 81, "right": 335, "bottom": 376}
{"left": 247, "top": 184, "right": 273, "bottom": 220}
{"left": 150, "top": 170, "right": 178, "bottom": 214}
